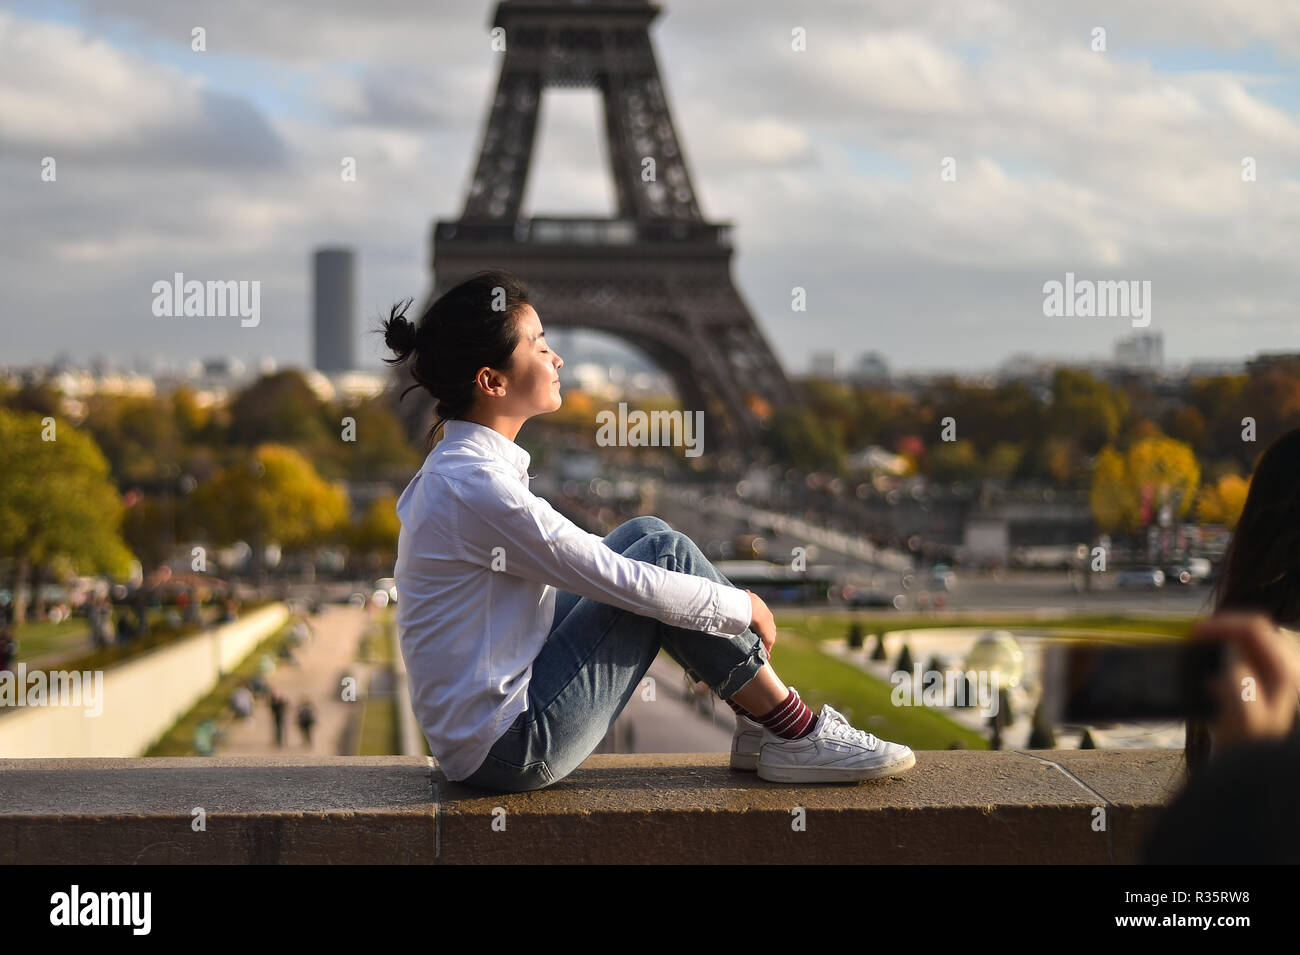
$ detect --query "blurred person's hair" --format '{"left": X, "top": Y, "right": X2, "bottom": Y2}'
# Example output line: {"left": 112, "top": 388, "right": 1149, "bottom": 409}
{"left": 378, "top": 269, "right": 533, "bottom": 449}
{"left": 1185, "top": 426, "right": 1300, "bottom": 774}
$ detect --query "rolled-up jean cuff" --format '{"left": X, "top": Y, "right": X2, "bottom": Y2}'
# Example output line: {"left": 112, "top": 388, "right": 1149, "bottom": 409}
{"left": 713, "top": 634, "right": 768, "bottom": 699}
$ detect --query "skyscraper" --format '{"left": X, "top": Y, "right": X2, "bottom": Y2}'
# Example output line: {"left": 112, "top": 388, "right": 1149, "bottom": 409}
{"left": 313, "top": 247, "right": 355, "bottom": 372}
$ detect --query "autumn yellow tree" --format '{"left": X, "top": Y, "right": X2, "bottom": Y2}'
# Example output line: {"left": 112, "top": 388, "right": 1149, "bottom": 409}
{"left": 1089, "top": 434, "right": 1200, "bottom": 534}
{"left": 1089, "top": 446, "right": 1137, "bottom": 533}
{"left": 193, "top": 444, "right": 349, "bottom": 578}
{"left": 1195, "top": 473, "right": 1250, "bottom": 529}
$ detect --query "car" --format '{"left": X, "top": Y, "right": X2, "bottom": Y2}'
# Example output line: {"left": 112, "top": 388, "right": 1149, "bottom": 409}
{"left": 929, "top": 564, "right": 957, "bottom": 590}
{"left": 847, "top": 588, "right": 899, "bottom": 608}
{"left": 1115, "top": 567, "right": 1165, "bottom": 589}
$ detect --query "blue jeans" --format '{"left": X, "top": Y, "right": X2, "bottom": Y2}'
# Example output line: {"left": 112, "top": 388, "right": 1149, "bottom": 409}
{"left": 457, "top": 516, "right": 769, "bottom": 793}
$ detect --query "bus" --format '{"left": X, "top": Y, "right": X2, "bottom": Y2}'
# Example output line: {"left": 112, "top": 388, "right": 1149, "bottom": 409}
{"left": 712, "top": 560, "right": 839, "bottom": 605}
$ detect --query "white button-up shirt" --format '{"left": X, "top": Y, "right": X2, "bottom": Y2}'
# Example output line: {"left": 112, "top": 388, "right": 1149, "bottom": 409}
{"left": 394, "top": 418, "right": 754, "bottom": 780}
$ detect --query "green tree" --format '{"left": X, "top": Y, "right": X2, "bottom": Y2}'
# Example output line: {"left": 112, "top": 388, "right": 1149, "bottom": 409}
{"left": 227, "top": 371, "right": 332, "bottom": 449}
{"left": 1048, "top": 368, "right": 1128, "bottom": 454}
{"left": 0, "top": 409, "right": 135, "bottom": 624}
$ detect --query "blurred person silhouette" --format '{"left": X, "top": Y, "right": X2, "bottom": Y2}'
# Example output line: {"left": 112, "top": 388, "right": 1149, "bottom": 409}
{"left": 296, "top": 699, "right": 317, "bottom": 748}
{"left": 114, "top": 607, "right": 136, "bottom": 645}
{"left": 230, "top": 684, "right": 254, "bottom": 720}
{"left": 88, "top": 593, "right": 112, "bottom": 650}
{"left": 1185, "top": 427, "right": 1300, "bottom": 774}
{"left": 0, "top": 617, "right": 15, "bottom": 674}
{"left": 1143, "top": 611, "right": 1300, "bottom": 863}
{"left": 268, "top": 690, "right": 287, "bottom": 747}
{"left": 193, "top": 718, "right": 225, "bottom": 756}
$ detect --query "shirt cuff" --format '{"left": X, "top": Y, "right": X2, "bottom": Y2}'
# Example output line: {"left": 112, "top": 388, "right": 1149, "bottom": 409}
{"left": 709, "top": 584, "right": 754, "bottom": 637}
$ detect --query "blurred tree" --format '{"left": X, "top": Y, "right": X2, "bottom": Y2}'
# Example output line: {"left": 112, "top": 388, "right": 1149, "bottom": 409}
{"left": 324, "top": 396, "right": 424, "bottom": 482}
{"left": 83, "top": 395, "right": 182, "bottom": 483}
{"left": 226, "top": 371, "right": 332, "bottom": 449}
{"left": 1089, "top": 445, "right": 1139, "bottom": 534}
{"left": 761, "top": 406, "right": 843, "bottom": 473}
{"left": 0, "top": 409, "right": 135, "bottom": 624}
{"left": 1162, "top": 405, "right": 1207, "bottom": 453}
{"left": 1128, "top": 433, "right": 1201, "bottom": 524}
{"left": 928, "top": 438, "right": 979, "bottom": 482}
{"left": 1035, "top": 435, "right": 1085, "bottom": 487}
{"left": 1187, "top": 374, "right": 1248, "bottom": 464}
{"left": 1195, "top": 473, "right": 1250, "bottom": 530}
{"left": 121, "top": 495, "right": 173, "bottom": 569}
{"left": 1048, "top": 368, "right": 1128, "bottom": 454}
{"left": 348, "top": 492, "right": 401, "bottom": 576}
{"left": 5, "top": 382, "right": 62, "bottom": 418}
{"left": 192, "top": 444, "right": 349, "bottom": 580}
{"left": 984, "top": 441, "right": 1025, "bottom": 481}
{"left": 1090, "top": 433, "right": 1200, "bottom": 534}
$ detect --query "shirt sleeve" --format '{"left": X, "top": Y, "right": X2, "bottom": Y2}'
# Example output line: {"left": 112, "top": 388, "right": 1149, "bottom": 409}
{"left": 447, "top": 469, "right": 753, "bottom": 637}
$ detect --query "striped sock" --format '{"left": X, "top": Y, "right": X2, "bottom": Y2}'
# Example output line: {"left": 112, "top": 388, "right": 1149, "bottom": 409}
{"left": 753, "top": 688, "right": 818, "bottom": 740}
{"left": 725, "top": 698, "right": 754, "bottom": 720}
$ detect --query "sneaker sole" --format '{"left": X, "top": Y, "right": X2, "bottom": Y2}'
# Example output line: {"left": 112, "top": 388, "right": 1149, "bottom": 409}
{"left": 756, "top": 750, "right": 916, "bottom": 783}
{"left": 730, "top": 750, "right": 759, "bottom": 771}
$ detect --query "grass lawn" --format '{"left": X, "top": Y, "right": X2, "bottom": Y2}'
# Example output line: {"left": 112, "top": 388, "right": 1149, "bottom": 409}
{"left": 357, "top": 603, "right": 403, "bottom": 755}
{"left": 775, "top": 611, "right": 1200, "bottom": 643}
{"left": 357, "top": 696, "right": 400, "bottom": 755}
{"left": 12, "top": 617, "right": 90, "bottom": 663}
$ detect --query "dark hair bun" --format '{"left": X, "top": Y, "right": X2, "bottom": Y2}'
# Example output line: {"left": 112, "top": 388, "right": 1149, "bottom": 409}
{"left": 383, "top": 298, "right": 418, "bottom": 360}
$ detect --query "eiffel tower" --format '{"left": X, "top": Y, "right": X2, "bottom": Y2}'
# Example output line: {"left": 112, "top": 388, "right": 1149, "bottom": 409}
{"left": 401, "top": 0, "right": 802, "bottom": 464}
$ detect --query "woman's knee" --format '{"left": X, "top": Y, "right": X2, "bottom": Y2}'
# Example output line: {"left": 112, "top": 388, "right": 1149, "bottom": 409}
{"left": 605, "top": 516, "right": 673, "bottom": 550}
{"left": 622, "top": 515, "right": 672, "bottom": 536}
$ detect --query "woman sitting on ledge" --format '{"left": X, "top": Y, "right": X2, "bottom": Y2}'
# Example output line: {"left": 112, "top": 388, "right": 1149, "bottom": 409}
{"left": 380, "top": 268, "right": 915, "bottom": 792}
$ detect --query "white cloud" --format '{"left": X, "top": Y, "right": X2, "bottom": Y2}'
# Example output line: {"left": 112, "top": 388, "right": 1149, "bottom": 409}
{"left": 1, "top": 0, "right": 1298, "bottom": 374}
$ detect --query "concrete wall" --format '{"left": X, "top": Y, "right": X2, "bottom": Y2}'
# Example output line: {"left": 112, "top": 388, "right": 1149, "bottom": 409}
{"left": 0, "top": 603, "right": 289, "bottom": 758}
{"left": 0, "top": 750, "right": 1188, "bottom": 864}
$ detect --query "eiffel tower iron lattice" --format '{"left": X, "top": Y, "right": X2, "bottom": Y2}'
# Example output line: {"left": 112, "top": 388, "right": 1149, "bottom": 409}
{"left": 395, "top": 0, "right": 803, "bottom": 464}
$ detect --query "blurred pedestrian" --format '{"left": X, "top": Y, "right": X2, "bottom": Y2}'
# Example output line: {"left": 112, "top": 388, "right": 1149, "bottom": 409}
{"left": 194, "top": 718, "right": 224, "bottom": 756}
{"left": 0, "top": 621, "right": 15, "bottom": 674}
{"left": 296, "top": 699, "right": 317, "bottom": 748}
{"left": 268, "top": 690, "right": 287, "bottom": 747}
{"left": 231, "top": 684, "right": 254, "bottom": 720}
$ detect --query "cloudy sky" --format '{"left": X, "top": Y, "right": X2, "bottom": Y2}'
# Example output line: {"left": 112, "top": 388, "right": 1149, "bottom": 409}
{"left": 2, "top": 0, "right": 1298, "bottom": 377}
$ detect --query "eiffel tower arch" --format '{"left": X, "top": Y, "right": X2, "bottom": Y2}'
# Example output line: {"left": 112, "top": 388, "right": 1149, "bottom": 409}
{"left": 395, "top": 0, "right": 803, "bottom": 465}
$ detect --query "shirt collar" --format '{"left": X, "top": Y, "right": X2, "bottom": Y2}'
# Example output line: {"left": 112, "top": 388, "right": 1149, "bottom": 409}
{"left": 438, "top": 419, "right": 531, "bottom": 483}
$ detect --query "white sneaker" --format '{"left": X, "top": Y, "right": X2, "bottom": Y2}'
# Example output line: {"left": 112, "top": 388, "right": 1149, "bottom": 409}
{"left": 730, "top": 712, "right": 765, "bottom": 771}
{"left": 756, "top": 696, "right": 916, "bottom": 783}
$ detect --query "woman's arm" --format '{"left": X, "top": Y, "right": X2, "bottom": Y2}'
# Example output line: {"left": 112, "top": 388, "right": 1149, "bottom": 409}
{"left": 448, "top": 469, "right": 754, "bottom": 638}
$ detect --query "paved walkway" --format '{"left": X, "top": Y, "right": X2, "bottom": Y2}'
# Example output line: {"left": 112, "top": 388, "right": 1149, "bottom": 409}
{"left": 598, "top": 654, "right": 737, "bottom": 755}
{"left": 218, "top": 604, "right": 371, "bottom": 756}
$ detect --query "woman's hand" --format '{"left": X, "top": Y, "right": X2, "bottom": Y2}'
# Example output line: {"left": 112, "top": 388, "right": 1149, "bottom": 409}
{"left": 745, "top": 590, "right": 777, "bottom": 658}
{"left": 1192, "top": 612, "right": 1300, "bottom": 749}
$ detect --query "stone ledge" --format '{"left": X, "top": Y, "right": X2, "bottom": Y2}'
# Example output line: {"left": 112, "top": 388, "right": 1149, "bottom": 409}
{"left": 0, "top": 750, "right": 1187, "bottom": 864}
